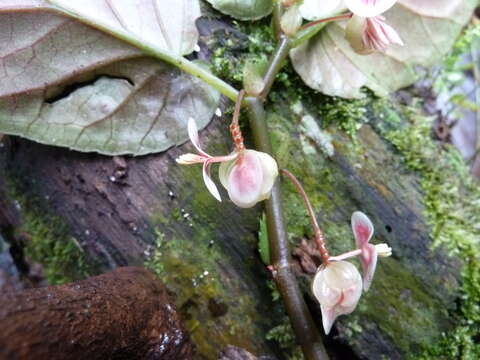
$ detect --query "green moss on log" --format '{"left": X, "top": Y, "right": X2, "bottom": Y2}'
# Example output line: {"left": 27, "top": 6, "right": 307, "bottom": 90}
{"left": 6, "top": 182, "right": 94, "bottom": 285}
{"left": 375, "top": 103, "right": 480, "bottom": 359}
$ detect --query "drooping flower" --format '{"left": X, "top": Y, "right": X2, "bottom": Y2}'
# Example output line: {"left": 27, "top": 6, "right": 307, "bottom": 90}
{"left": 345, "top": 14, "right": 403, "bottom": 55}
{"left": 176, "top": 118, "right": 278, "bottom": 208}
{"left": 219, "top": 150, "right": 278, "bottom": 208}
{"left": 312, "top": 261, "right": 363, "bottom": 335}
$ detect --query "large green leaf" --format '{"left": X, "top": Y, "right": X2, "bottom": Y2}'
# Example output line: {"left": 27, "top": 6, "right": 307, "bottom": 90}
{"left": 0, "top": 1, "right": 220, "bottom": 155}
{"left": 290, "top": 0, "right": 476, "bottom": 99}
{"left": 205, "top": 0, "right": 273, "bottom": 21}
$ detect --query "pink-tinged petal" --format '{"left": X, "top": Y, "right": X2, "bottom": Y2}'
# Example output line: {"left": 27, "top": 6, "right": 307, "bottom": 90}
{"left": 187, "top": 117, "right": 209, "bottom": 157}
{"left": 368, "top": 17, "right": 390, "bottom": 45}
{"left": 378, "top": 18, "right": 404, "bottom": 46}
{"left": 320, "top": 305, "right": 337, "bottom": 335}
{"left": 341, "top": 282, "right": 363, "bottom": 308}
{"left": 312, "top": 267, "right": 342, "bottom": 308}
{"left": 226, "top": 151, "right": 264, "bottom": 208}
{"left": 345, "top": 0, "right": 397, "bottom": 17}
{"left": 202, "top": 161, "right": 221, "bottom": 202}
{"left": 351, "top": 211, "right": 374, "bottom": 248}
{"left": 361, "top": 243, "right": 378, "bottom": 291}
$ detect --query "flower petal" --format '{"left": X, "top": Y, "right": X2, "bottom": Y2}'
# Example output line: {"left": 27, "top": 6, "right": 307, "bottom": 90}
{"left": 377, "top": 17, "right": 404, "bottom": 46}
{"left": 361, "top": 243, "right": 378, "bottom": 291}
{"left": 345, "top": 0, "right": 397, "bottom": 18}
{"left": 202, "top": 161, "right": 221, "bottom": 202}
{"left": 320, "top": 305, "right": 337, "bottom": 335}
{"left": 351, "top": 211, "right": 374, "bottom": 248}
{"left": 187, "top": 117, "right": 209, "bottom": 157}
{"left": 226, "top": 151, "right": 264, "bottom": 208}
{"left": 218, "top": 157, "right": 237, "bottom": 189}
{"left": 255, "top": 150, "right": 278, "bottom": 200}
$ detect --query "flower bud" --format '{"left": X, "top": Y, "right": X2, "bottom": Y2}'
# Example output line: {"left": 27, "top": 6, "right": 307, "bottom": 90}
{"left": 312, "top": 261, "right": 363, "bottom": 335}
{"left": 219, "top": 150, "right": 278, "bottom": 208}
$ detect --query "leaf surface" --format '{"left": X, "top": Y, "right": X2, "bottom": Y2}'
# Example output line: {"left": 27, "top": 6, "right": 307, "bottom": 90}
{"left": 290, "top": 0, "right": 476, "bottom": 98}
{"left": 205, "top": 0, "right": 273, "bottom": 21}
{"left": 0, "top": 1, "right": 220, "bottom": 155}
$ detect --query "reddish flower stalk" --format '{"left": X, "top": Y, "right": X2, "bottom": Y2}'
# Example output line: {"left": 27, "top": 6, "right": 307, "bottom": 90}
{"left": 300, "top": 12, "right": 353, "bottom": 31}
{"left": 230, "top": 89, "right": 246, "bottom": 153}
{"left": 281, "top": 169, "right": 329, "bottom": 264}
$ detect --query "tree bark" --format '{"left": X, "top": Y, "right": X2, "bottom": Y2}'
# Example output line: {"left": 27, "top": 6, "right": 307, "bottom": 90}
{"left": 0, "top": 267, "right": 193, "bottom": 360}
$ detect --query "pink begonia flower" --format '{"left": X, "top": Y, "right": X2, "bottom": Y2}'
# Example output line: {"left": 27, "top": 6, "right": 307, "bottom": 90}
{"left": 351, "top": 211, "right": 378, "bottom": 291}
{"left": 219, "top": 150, "right": 278, "bottom": 208}
{"left": 176, "top": 118, "right": 278, "bottom": 208}
{"left": 312, "top": 261, "right": 363, "bottom": 335}
{"left": 345, "top": 14, "right": 403, "bottom": 55}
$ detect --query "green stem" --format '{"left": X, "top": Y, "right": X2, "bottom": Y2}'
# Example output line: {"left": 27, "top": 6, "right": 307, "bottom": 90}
{"left": 47, "top": 0, "right": 239, "bottom": 102}
{"left": 271, "top": 0, "right": 283, "bottom": 41}
{"left": 259, "top": 36, "right": 291, "bottom": 101}
{"left": 246, "top": 98, "right": 329, "bottom": 360}
{"left": 245, "top": 9, "right": 329, "bottom": 358}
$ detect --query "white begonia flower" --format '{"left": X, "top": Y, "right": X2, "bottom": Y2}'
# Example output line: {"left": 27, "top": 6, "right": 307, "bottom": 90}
{"left": 177, "top": 118, "right": 278, "bottom": 208}
{"left": 312, "top": 260, "right": 363, "bottom": 335}
{"left": 219, "top": 150, "right": 278, "bottom": 208}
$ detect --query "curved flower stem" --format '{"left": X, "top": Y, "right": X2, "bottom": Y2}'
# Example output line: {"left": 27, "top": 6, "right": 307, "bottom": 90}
{"left": 299, "top": 13, "right": 352, "bottom": 31}
{"left": 281, "top": 169, "right": 330, "bottom": 264}
{"left": 246, "top": 99, "right": 329, "bottom": 360}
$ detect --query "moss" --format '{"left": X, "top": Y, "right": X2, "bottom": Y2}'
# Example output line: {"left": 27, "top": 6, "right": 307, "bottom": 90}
{"left": 266, "top": 317, "right": 304, "bottom": 360}
{"left": 7, "top": 183, "right": 94, "bottom": 285}
{"left": 146, "top": 226, "right": 271, "bottom": 358}
{"left": 209, "top": 20, "right": 275, "bottom": 89}
{"left": 373, "top": 103, "right": 480, "bottom": 358}
{"left": 146, "top": 153, "right": 275, "bottom": 358}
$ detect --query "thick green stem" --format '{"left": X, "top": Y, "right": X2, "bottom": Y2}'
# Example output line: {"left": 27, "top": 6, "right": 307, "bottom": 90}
{"left": 246, "top": 99, "right": 328, "bottom": 360}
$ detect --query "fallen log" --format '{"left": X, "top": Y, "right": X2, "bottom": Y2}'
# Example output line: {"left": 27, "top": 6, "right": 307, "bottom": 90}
{"left": 0, "top": 267, "right": 194, "bottom": 360}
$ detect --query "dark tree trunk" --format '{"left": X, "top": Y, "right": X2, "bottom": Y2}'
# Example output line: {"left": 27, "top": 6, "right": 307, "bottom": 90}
{"left": 0, "top": 267, "right": 193, "bottom": 360}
